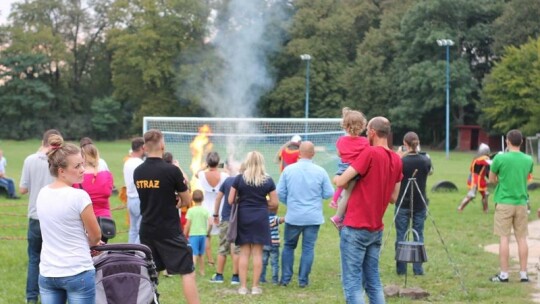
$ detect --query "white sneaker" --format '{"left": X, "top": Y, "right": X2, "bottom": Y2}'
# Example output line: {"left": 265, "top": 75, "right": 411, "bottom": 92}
{"left": 238, "top": 287, "right": 248, "bottom": 295}
{"left": 251, "top": 286, "right": 263, "bottom": 295}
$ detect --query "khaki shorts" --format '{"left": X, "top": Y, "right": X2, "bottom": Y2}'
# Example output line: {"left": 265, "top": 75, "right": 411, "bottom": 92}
{"left": 493, "top": 204, "right": 528, "bottom": 237}
{"left": 217, "top": 221, "right": 240, "bottom": 256}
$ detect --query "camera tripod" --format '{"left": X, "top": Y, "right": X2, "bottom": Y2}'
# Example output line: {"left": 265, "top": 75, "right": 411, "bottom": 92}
{"left": 382, "top": 174, "right": 467, "bottom": 293}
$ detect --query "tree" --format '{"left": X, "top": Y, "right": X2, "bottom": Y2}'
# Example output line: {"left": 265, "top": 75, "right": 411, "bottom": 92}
{"left": 3, "top": 0, "right": 114, "bottom": 139}
{"left": 0, "top": 54, "right": 56, "bottom": 139}
{"left": 481, "top": 38, "right": 540, "bottom": 135}
{"left": 107, "top": 0, "right": 208, "bottom": 131}
{"left": 492, "top": 0, "right": 540, "bottom": 55}
{"left": 262, "top": 0, "right": 382, "bottom": 118}
{"left": 356, "top": 0, "right": 501, "bottom": 142}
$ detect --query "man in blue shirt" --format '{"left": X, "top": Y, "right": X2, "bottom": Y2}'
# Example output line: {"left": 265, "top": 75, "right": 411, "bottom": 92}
{"left": 277, "top": 141, "right": 334, "bottom": 288}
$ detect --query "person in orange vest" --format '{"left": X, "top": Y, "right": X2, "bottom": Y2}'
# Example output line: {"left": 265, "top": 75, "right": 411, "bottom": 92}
{"left": 458, "top": 143, "right": 492, "bottom": 213}
{"left": 275, "top": 135, "right": 302, "bottom": 172}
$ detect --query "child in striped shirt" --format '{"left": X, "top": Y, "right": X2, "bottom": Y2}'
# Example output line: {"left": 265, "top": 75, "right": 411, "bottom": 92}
{"left": 260, "top": 205, "right": 284, "bottom": 284}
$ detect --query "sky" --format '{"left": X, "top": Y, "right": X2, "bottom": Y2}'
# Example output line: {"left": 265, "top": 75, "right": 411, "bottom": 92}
{"left": 0, "top": 0, "right": 20, "bottom": 25}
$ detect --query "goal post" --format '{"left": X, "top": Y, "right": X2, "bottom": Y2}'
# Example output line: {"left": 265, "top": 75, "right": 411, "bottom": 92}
{"left": 143, "top": 117, "right": 344, "bottom": 180}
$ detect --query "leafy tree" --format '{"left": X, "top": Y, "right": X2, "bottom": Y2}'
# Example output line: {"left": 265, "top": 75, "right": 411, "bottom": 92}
{"left": 0, "top": 54, "right": 56, "bottom": 139}
{"left": 492, "top": 0, "right": 540, "bottom": 55}
{"left": 91, "top": 96, "right": 124, "bottom": 140}
{"left": 481, "top": 38, "right": 540, "bottom": 135}
{"left": 3, "top": 0, "right": 114, "bottom": 139}
{"left": 378, "top": 0, "right": 501, "bottom": 144}
{"left": 108, "top": 0, "right": 208, "bottom": 131}
{"left": 262, "top": 0, "right": 381, "bottom": 118}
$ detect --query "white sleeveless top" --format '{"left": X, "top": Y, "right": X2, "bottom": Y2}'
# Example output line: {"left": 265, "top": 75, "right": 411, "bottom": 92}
{"left": 197, "top": 171, "right": 229, "bottom": 235}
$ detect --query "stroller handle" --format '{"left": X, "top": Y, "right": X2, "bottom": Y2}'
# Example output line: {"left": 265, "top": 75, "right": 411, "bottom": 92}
{"left": 91, "top": 243, "right": 153, "bottom": 259}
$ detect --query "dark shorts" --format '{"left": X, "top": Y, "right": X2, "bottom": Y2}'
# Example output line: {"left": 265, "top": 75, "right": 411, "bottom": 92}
{"left": 140, "top": 233, "right": 194, "bottom": 275}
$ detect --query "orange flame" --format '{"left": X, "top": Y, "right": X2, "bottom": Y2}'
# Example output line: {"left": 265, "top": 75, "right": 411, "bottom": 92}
{"left": 189, "top": 124, "right": 213, "bottom": 191}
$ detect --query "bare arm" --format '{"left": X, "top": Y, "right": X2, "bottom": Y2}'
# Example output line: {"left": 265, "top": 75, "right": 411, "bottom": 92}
{"left": 334, "top": 165, "right": 359, "bottom": 188}
{"left": 267, "top": 190, "right": 278, "bottom": 209}
{"left": 488, "top": 171, "right": 498, "bottom": 185}
{"left": 228, "top": 187, "right": 237, "bottom": 205}
{"left": 183, "top": 220, "right": 191, "bottom": 236}
{"left": 389, "top": 182, "right": 401, "bottom": 204}
{"left": 213, "top": 191, "right": 224, "bottom": 224}
{"left": 177, "top": 190, "right": 192, "bottom": 209}
{"left": 81, "top": 205, "right": 101, "bottom": 246}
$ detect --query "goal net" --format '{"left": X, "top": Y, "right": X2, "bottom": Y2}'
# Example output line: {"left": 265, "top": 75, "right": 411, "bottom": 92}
{"left": 526, "top": 135, "right": 540, "bottom": 164}
{"left": 143, "top": 117, "right": 344, "bottom": 180}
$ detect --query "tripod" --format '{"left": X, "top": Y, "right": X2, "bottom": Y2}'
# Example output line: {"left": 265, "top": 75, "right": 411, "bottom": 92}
{"left": 382, "top": 174, "right": 467, "bottom": 293}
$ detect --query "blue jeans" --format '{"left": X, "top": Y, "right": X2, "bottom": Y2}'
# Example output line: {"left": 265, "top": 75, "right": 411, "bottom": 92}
{"left": 280, "top": 224, "right": 320, "bottom": 286}
{"left": 0, "top": 177, "right": 16, "bottom": 197}
{"left": 127, "top": 197, "right": 141, "bottom": 244}
{"left": 261, "top": 245, "right": 280, "bottom": 283}
{"left": 39, "top": 269, "right": 96, "bottom": 304}
{"left": 27, "top": 219, "right": 42, "bottom": 302}
{"left": 394, "top": 208, "right": 426, "bottom": 275}
{"left": 340, "top": 227, "right": 385, "bottom": 304}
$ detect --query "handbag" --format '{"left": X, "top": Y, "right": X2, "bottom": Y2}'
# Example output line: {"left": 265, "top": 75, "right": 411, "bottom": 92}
{"left": 97, "top": 217, "right": 116, "bottom": 239}
{"left": 227, "top": 196, "right": 239, "bottom": 243}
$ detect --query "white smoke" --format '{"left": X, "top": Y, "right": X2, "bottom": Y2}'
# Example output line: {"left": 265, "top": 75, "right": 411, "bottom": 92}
{"left": 202, "top": 0, "right": 291, "bottom": 160}
{"left": 204, "top": 0, "right": 288, "bottom": 117}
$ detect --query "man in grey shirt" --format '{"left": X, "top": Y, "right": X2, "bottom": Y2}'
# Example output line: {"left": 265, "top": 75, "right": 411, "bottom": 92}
{"left": 20, "top": 129, "right": 62, "bottom": 304}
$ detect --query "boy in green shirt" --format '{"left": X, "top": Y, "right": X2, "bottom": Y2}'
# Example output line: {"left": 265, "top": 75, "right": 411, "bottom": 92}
{"left": 489, "top": 129, "right": 533, "bottom": 283}
{"left": 184, "top": 190, "right": 211, "bottom": 276}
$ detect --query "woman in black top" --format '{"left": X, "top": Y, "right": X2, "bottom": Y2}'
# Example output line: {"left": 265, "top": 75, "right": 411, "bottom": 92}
{"left": 394, "top": 131, "right": 432, "bottom": 275}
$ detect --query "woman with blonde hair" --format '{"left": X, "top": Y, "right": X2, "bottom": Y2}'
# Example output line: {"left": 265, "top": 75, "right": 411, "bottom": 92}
{"left": 229, "top": 151, "right": 278, "bottom": 295}
{"left": 36, "top": 135, "right": 101, "bottom": 303}
{"left": 78, "top": 142, "right": 114, "bottom": 242}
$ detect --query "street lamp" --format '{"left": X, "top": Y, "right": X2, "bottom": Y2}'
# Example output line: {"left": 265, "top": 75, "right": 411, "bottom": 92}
{"left": 436, "top": 39, "right": 454, "bottom": 159}
{"left": 300, "top": 54, "right": 311, "bottom": 139}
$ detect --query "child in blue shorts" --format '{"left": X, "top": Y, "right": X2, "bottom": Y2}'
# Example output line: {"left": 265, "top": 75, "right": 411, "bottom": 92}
{"left": 184, "top": 190, "right": 211, "bottom": 276}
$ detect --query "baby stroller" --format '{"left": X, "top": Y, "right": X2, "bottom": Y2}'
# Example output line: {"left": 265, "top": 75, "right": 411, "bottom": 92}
{"left": 92, "top": 243, "right": 160, "bottom": 304}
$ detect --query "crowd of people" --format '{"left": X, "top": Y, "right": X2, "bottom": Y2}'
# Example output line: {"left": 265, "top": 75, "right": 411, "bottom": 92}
{"left": 5, "top": 108, "right": 534, "bottom": 304}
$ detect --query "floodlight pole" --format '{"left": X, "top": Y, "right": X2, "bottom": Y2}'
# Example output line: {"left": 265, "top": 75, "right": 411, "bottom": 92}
{"left": 437, "top": 39, "right": 454, "bottom": 159}
{"left": 300, "top": 54, "right": 311, "bottom": 140}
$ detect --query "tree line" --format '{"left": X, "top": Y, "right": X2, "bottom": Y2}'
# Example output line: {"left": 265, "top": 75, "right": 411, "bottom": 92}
{"left": 0, "top": 0, "right": 539, "bottom": 145}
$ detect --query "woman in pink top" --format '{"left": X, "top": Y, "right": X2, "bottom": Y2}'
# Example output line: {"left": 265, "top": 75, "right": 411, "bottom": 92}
{"left": 78, "top": 142, "right": 114, "bottom": 241}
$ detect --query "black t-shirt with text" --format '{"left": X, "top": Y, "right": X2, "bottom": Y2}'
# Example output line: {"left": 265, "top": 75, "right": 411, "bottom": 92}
{"left": 134, "top": 157, "right": 188, "bottom": 238}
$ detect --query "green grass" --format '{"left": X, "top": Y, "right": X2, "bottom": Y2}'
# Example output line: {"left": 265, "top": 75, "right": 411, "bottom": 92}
{"left": 0, "top": 140, "right": 538, "bottom": 303}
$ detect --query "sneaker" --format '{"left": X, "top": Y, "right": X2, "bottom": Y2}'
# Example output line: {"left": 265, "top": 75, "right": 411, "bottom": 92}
{"left": 238, "top": 287, "right": 248, "bottom": 295}
{"left": 251, "top": 286, "right": 263, "bottom": 295}
{"left": 521, "top": 276, "right": 529, "bottom": 282}
{"left": 209, "top": 274, "right": 224, "bottom": 283}
{"left": 8, "top": 195, "right": 20, "bottom": 200}
{"left": 330, "top": 215, "right": 343, "bottom": 230}
{"left": 231, "top": 275, "right": 240, "bottom": 285}
{"left": 489, "top": 274, "right": 508, "bottom": 282}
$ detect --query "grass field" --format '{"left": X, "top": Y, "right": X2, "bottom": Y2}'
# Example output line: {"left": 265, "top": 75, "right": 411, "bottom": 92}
{"left": 0, "top": 139, "right": 539, "bottom": 303}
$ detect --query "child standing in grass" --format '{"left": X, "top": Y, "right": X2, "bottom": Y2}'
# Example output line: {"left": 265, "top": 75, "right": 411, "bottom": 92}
{"left": 329, "top": 107, "right": 369, "bottom": 229}
{"left": 260, "top": 204, "right": 284, "bottom": 284}
{"left": 184, "top": 189, "right": 211, "bottom": 276}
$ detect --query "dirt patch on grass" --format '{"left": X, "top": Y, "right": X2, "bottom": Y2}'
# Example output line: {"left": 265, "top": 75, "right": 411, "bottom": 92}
{"left": 484, "top": 219, "right": 540, "bottom": 302}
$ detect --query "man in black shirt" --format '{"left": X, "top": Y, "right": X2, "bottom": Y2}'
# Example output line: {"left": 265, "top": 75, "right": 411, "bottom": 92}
{"left": 134, "top": 129, "right": 200, "bottom": 304}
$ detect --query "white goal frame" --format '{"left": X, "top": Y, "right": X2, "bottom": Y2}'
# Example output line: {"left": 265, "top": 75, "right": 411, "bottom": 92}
{"left": 143, "top": 117, "right": 343, "bottom": 180}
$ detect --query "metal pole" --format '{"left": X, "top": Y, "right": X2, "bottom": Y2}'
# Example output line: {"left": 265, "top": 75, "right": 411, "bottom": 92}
{"left": 304, "top": 59, "right": 310, "bottom": 139}
{"left": 445, "top": 45, "right": 450, "bottom": 159}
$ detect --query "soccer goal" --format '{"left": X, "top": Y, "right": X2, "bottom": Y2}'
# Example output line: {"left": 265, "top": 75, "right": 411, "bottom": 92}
{"left": 526, "top": 135, "right": 540, "bottom": 164}
{"left": 143, "top": 117, "right": 343, "bottom": 180}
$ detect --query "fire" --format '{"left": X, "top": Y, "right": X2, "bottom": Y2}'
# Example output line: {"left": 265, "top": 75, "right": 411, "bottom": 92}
{"left": 189, "top": 124, "right": 213, "bottom": 191}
